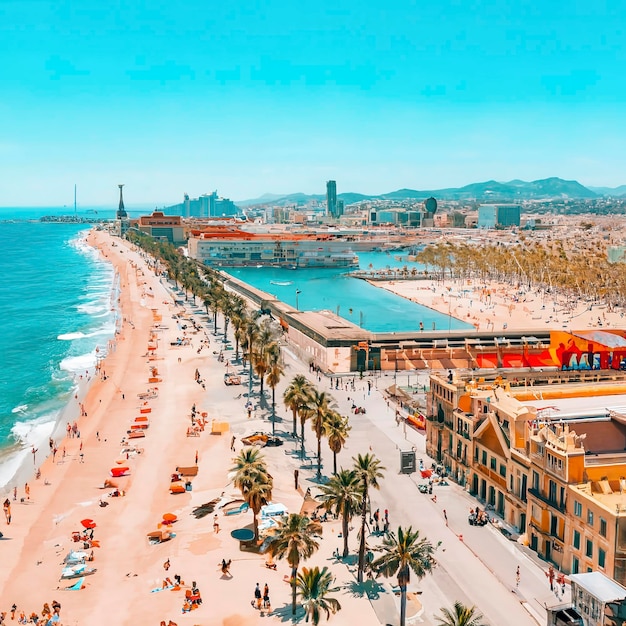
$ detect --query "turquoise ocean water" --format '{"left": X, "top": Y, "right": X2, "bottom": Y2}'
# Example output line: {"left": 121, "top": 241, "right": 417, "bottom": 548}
{"left": 0, "top": 209, "right": 120, "bottom": 488}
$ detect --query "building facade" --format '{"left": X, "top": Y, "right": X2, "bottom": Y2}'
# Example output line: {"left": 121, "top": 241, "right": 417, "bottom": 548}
{"left": 326, "top": 180, "right": 337, "bottom": 217}
{"left": 427, "top": 371, "right": 626, "bottom": 585}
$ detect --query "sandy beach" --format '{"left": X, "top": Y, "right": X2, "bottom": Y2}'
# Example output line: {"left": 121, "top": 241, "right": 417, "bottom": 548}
{"left": 0, "top": 230, "right": 381, "bottom": 625}
{"left": 371, "top": 278, "right": 626, "bottom": 332}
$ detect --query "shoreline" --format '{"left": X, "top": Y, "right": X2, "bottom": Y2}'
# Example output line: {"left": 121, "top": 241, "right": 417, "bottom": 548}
{"left": 0, "top": 231, "right": 120, "bottom": 495}
{"left": 371, "top": 278, "right": 626, "bottom": 332}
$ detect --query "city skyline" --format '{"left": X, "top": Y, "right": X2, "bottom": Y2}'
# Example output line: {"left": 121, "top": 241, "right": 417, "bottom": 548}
{"left": 2, "top": 1, "right": 626, "bottom": 206}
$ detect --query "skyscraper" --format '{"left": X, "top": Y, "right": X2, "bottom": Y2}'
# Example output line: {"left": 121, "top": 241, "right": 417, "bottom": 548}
{"left": 326, "top": 180, "right": 337, "bottom": 217}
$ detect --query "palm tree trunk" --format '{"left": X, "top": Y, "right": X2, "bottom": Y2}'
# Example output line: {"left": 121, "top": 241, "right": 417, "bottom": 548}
{"left": 292, "top": 408, "right": 297, "bottom": 437}
{"left": 333, "top": 451, "right": 337, "bottom": 476}
{"left": 357, "top": 483, "right": 368, "bottom": 583}
{"left": 271, "top": 387, "right": 276, "bottom": 437}
{"left": 342, "top": 512, "right": 349, "bottom": 558}
{"left": 300, "top": 418, "right": 306, "bottom": 460}
{"left": 291, "top": 565, "right": 298, "bottom": 615}
{"left": 253, "top": 511, "right": 259, "bottom": 541}
{"left": 400, "top": 587, "right": 407, "bottom": 626}
{"left": 316, "top": 433, "right": 322, "bottom": 479}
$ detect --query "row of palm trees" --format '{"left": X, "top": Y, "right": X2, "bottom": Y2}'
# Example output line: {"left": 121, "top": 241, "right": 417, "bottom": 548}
{"left": 126, "top": 231, "right": 287, "bottom": 415}
{"left": 283, "top": 376, "right": 350, "bottom": 477}
{"left": 415, "top": 238, "right": 626, "bottom": 308}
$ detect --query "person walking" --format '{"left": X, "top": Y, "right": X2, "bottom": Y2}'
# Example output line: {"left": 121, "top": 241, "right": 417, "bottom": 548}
{"left": 516, "top": 566, "right": 521, "bottom": 588}
{"left": 253, "top": 583, "right": 262, "bottom": 609}
{"left": 213, "top": 514, "right": 220, "bottom": 533}
{"left": 263, "top": 583, "right": 270, "bottom": 609}
{"left": 230, "top": 435, "right": 236, "bottom": 451}
{"left": 373, "top": 508, "right": 380, "bottom": 532}
{"left": 294, "top": 469, "right": 299, "bottom": 490}
{"left": 443, "top": 509, "right": 448, "bottom": 526}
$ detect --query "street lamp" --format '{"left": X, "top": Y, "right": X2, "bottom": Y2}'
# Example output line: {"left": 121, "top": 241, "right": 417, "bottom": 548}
{"left": 295, "top": 289, "right": 301, "bottom": 311}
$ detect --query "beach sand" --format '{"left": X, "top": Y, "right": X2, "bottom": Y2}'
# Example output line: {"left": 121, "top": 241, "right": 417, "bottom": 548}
{"left": 371, "top": 278, "right": 626, "bottom": 332}
{"left": 0, "top": 231, "right": 380, "bottom": 625}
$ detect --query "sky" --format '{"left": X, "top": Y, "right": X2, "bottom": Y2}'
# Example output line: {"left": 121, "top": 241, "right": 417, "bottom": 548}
{"left": 1, "top": 0, "right": 626, "bottom": 207}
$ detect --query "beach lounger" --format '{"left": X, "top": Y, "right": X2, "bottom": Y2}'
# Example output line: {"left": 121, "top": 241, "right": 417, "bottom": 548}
{"left": 63, "top": 576, "right": 85, "bottom": 591}
{"left": 128, "top": 431, "right": 146, "bottom": 439}
{"left": 170, "top": 482, "right": 186, "bottom": 495}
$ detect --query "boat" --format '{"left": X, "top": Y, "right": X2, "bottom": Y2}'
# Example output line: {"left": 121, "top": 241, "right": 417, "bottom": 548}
{"left": 270, "top": 280, "right": 294, "bottom": 286}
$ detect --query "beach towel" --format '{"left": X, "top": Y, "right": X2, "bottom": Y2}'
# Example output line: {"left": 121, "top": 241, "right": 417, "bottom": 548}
{"left": 150, "top": 585, "right": 175, "bottom": 593}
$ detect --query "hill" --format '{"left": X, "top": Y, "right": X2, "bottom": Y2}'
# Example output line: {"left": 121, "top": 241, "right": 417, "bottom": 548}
{"left": 237, "top": 177, "right": 601, "bottom": 207}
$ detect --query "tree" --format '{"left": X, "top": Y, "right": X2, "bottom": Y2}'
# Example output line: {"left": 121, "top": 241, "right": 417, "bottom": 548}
{"left": 266, "top": 346, "right": 284, "bottom": 436}
{"left": 307, "top": 388, "right": 334, "bottom": 480}
{"left": 324, "top": 411, "right": 350, "bottom": 475}
{"left": 230, "top": 447, "right": 273, "bottom": 541}
{"left": 318, "top": 469, "right": 362, "bottom": 558}
{"left": 284, "top": 375, "right": 314, "bottom": 438}
{"left": 353, "top": 452, "right": 385, "bottom": 583}
{"left": 264, "top": 513, "right": 322, "bottom": 616}
{"left": 371, "top": 527, "right": 436, "bottom": 626}
{"left": 435, "top": 602, "right": 487, "bottom": 626}
{"left": 296, "top": 566, "right": 342, "bottom": 625}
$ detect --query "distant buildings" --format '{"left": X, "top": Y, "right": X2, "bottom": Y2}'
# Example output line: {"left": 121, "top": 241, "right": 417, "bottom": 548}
{"left": 478, "top": 204, "right": 521, "bottom": 228}
{"left": 164, "top": 192, "right": 239, "bottom": 219}
{"left": 132, "top": 211, "right": 186, "bottom": 245}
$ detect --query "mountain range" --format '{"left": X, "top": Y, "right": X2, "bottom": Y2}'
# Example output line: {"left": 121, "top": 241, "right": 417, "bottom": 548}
{"left": 237, "top": 177, "right": 626, "bottom": 207}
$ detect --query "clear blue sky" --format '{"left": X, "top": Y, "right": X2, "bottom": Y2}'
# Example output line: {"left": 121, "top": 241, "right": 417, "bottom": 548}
{"left": 1, "top": 0, "right": 625, "bottom": 206}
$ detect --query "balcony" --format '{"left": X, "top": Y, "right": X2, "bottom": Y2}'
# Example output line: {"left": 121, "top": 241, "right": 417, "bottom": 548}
{"left": 528, "top": 487, "right": 566, "bottom": 514}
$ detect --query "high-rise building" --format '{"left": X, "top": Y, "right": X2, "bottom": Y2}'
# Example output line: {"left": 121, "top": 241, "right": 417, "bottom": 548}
{"left": 326, "top": 180, "right": 337, "bottom": 217}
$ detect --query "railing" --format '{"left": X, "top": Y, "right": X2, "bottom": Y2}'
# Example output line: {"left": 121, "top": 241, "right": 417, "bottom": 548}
{"left": 528, "top": 487, "right": 566, "bottom": 513}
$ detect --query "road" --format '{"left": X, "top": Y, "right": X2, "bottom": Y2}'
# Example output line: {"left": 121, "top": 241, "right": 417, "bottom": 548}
{"left": 275, "top": 340, "right": 567, "bottom": 625}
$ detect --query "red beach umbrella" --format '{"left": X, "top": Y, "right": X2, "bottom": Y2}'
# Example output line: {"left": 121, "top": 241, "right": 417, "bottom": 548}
{"left": 81, "top": 518, "right": 96, "bottom": 529}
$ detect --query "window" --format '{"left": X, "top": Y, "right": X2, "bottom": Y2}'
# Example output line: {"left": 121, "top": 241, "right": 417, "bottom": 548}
{"left": 573, "top": 530, "right": 581, "bottom": 550}
{"left": 500, "top": 464, "right": 506, "bottom": 478}
{"left": 587, "top": 510, "right": 594, "bottom": 526}
{"left": 572, "top": 556, "right": 579, "bottom": 574}
{"left": 532, "top": 471, "right": 539, "bottom": 491}
{"left": 586, "top": 539, "right": 593, "bottom": 558}
{"left": 482, "top": 450, "right": 487, "bottom": 466}
{"left": 574, "top": 501, "right": 582, "bottom": 517}
{"left": 599, "top": 548, "right": 606, "bottom": 568}
{"left": 600, "top": 518, "right": 607, "bottom": 538}
{"left": 490, "top": 457, "right": 497, "bottom": 471}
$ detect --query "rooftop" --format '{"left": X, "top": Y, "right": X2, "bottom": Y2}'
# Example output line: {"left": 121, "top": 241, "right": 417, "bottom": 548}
{"left": 569, "top": 572, "right": 626, "bottom": 602}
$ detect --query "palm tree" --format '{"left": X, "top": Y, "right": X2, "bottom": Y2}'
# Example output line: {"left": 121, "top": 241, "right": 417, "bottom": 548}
{"left": 371, "top": 526, "right": 436, "bottom": 626}
{"left": 307, "top": 388, "right": 334, "bottom": 480}
{"left": 266, "top": 346, "right": 284, "bottom": 436}
{"left": 318, "top": 469, "right": 362, "bottom": 558}
{"left": 242, "top": 477, "right": 273, "bottom": 541}
{"left": 264, "top": 513, "right": 322, "bottom": 616}
{"left": 283, "top": 375, "right": 314, "bottom": 438}
{"left": 324, "top": 411, "right": 350, "bottom": 475}
{"left": 296, "top": 566, "right": 342, "bottom": 625}
{"left": 435, "top": 602, "right": 487, "bottom": 626}
{"left": 353, "top": 452, "right": 385, "bottom": 583}
{"left": 253, "top": 320, "right": 277, "bottom": 397}
{"left": 230, "top": 447, "right": 272, "bottom": 541}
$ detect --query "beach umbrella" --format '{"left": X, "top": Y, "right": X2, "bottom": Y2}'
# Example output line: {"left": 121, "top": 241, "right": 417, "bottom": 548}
{"left": 163, "top": 513, "right": 177, "bottom": 523}
{"left": 81, "top": 519, "right": 96, "bottom": 530}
